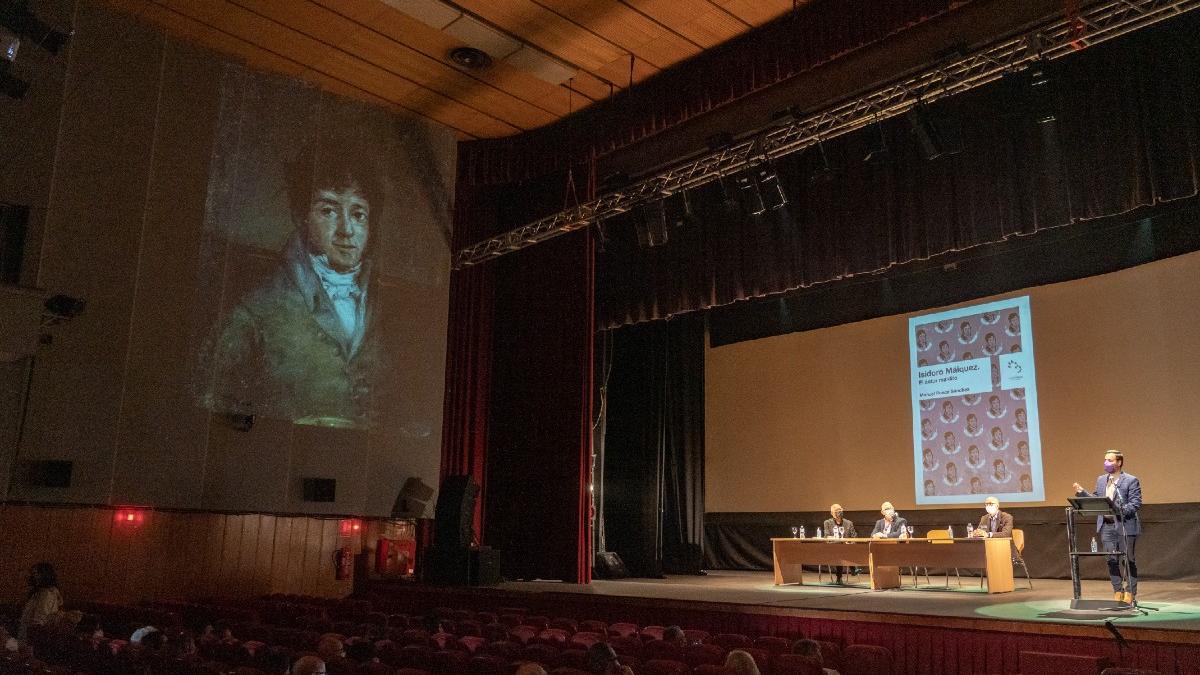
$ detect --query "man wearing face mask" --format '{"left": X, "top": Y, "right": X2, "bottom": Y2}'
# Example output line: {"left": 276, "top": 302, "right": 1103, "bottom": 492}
{"left": 970, "top": 497, "right": 1013, "bottom": 539}
{"left": 871, "top": 502, "right": 908, "bottom": 539}
{"left": 1073, "top": 449, "right": 1142, "bottom": 604}
{"left": 823, "top": 504, "right": 859, "bottom": 584}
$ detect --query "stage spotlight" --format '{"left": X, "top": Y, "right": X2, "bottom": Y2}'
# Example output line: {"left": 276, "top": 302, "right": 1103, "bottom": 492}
{"left": 735, "top": 172, "right": 766, "bottom": 216}
{"left": 0, "top": 2, "right": 71, "bottom": 55}
{"left": 906, "top": 104, "right": 962, "bottom": 160}
{"left": 808, "top": 141, "right": 837, "bottom": 185}
{"left": 635, "top": 200, "right": 669, "bottom": 248}
{"left": 44, "top": 294, "right": 86, "bottom": 319}
{"left": 863, "top": 119, "right": 891, "bottom": 165}
{"left": 756, "top": 167, "right": 788, "bottom": 210}
{"left": 1025, "top": 58, "right": 1058, "bottom": 124}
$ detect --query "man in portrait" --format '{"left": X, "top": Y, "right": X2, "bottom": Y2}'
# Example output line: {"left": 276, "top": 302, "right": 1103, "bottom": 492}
{"left": 198, "top": 134, "right": 395, "bottom": 428}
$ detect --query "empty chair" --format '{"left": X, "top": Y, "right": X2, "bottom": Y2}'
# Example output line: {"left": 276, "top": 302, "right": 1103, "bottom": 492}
{"left": 640, "top": 625, "right": 666, "bottom": 642}
{"left": 641, "top": 639, "right": 684, "bottom": 663}
{"left": 481, "top": 640, "right": 520, "bottom": 660}
{"left": 684, "top": 629, "right": 711, "bottom": 644}
{"left": 1012, "top": 529, "right": 1034, "bottom": 589}
{"left": 509, "top": 626, "right": 539, "bottom": 645}
{"left": 579, "top": 620, "right": 608, "bottom": 635}
{"left": 684, "top": 643, "right": 727, "bottom": 668}
{"left": 841, "top": 644, "right": 894, "bottom": 675}
{"left": 709, "top": 633, "right": 753, "bottom": 651}
{"left": 536, "top": 628, "right": 571, "bottom": 647}
{"left": 773, "top": 654, "right": 826, "bottom": 675}
{"left": 549, "top": 618, "right": 578, "bottom": 634}
{"left": 608, "top": 635, "right": 642, "bottom": 658}
{"left": 641, "top": 659, "right": 691, "bottom": 675}
{"left": 568, "top": 631, "right": 604, "bottom": 650}
{"left": 752, "top": 636, "right": 792, "bottom": 655}
{"left": 607, "top": 622, "right": 639, "bottom": 638}
{"left": 523, "top": 616, "right": 550, "bottom": 631}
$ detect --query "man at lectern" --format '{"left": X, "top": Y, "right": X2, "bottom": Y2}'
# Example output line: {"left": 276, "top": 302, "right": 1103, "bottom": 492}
{"left": 1073, "top": 449, "right": 1142, "bottom": 604}
{"left": 871, "top": 502, "right": 908, "bottom": 539}
{"left": 969, "top": 496, "right": 1012, "bottom": 538}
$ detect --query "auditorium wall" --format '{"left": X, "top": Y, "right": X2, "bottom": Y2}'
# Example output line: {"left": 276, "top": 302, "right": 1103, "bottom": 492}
{"left": 0, "top": 504, "right": 357, "bottom": 604}
{"left": 706, "top": 250, "right": 1200, "bottom": 513}
{"left": 0, "top": 2, "right": 454, "bottom": 516}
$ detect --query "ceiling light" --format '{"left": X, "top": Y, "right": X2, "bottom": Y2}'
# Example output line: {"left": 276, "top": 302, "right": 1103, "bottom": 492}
{"left": 448, "top": 46, "right": 492, "bottom": 70}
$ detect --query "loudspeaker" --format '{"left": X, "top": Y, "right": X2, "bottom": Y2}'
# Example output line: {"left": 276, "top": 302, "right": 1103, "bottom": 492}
{"left": 26, "top": 460, "right": 72, "bottom": 488}
{"left": 470, "top": 547, "right": 502, "bottom": 586}
{"left": 594, "top": 551, "right": 629, "bottom": 579}
{"left": 423, "top": 545, "right": 469, "bottom": 586}
{"left": 434, "top": 475, "right": 478, "bottom": 547}
{"left": 302, "top": 477, "right": 336, "bottom": 502}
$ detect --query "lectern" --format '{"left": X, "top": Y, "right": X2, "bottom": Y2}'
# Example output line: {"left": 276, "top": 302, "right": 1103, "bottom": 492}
{"left": 1064, "top": 497, "right": 1137, "bottom": 615}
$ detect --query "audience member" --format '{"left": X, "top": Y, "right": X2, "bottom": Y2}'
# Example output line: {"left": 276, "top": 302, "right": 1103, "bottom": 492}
{"left": 586, "top": 641, "right": 634, "bottom": 674}
{"left": 18, "top": 562, "right": 63, "bottom": 640}
{"left": 293, "top": 654, "right": 327, "bottom": 675}
{"left": 514, "top": 663, "right": 549, "bottom": 675}
{"left": 662, "top": 625, "right": 687, "bottom": 647}
{"left": 793, "top": 639, "right": 840, "bottom": 675}
{"left": 725, "top": 649, "right": 762, "bottom": 675}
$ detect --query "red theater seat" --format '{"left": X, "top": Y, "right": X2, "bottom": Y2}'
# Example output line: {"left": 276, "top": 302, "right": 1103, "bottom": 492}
{"left": 841, "top": 644, "right": 894, "bottom": 675}
{"left": 773, "top": 654, "right": 827, "bottom": 675}
{"left": 641, "top": 639, "right": 684, "bottom": 662}
{"left": 708, "top": 633, "right": 753, "bottom": 650}
{"left": 684, "top": 643, "right": 727, "bottom": 667}
{"left": 753, "top": 635, "right": 792, "bottom": 655}
{"left": 641, "top": 659, "right": 691, "bottom": 675}
{"left": 607, "top": 622, "right": 639, "bottom": 638}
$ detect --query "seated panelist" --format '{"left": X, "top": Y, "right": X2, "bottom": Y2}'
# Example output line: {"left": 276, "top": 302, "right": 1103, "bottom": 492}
{"left": 970, "top": 496, "right": 1013, "bottom": 538}
{"left": 871, "top": 501, "right": 908, "bottom": 539}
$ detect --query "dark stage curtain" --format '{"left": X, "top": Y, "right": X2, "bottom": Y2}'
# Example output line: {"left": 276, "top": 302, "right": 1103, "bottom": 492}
{"left": 602, "top": 313, "right": 706, "bottom": 576}
{"left": 595, "top": 10, "right": 1200, "bottom": 328}
{"left": 457, "top": 0, "right": 963, "bottom": 186}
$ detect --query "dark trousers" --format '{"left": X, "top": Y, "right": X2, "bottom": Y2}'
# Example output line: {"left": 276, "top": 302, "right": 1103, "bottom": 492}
{"left": 1100, "top": 524, "right": 1137, "bottom": 595}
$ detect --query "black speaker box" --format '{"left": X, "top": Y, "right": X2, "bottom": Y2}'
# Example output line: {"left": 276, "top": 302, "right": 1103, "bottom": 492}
{"left": 470, "top": 547, "right": 502, "bottom": 586}
{"left": 594, "top": 551, "right": 629, "bottom": 579}
{"left": 26, "top": 460, "right": 72, "bottom": 488}
{"left": 424, "top": 545, "right": 469, "bottom": 586}
{"left": 302, "top": 477, "right": 336, "bottom": 502}
{"left": 434, "top": 475, "right": 479, "bottom": 547}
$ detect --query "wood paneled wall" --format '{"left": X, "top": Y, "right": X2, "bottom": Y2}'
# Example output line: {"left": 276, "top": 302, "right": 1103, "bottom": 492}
{"left": 0, "top": 504, "right": 358, "bottom": 606}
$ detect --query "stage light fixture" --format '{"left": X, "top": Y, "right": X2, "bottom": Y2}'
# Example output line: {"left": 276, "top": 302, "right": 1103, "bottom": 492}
{"left": 635, "top": 200, "right": 669, "bottom": 247}
{"left": 808, "top": 141, "right": 837, "bottom": 185}
{"left": 756, "top": 167, "right": 788, "bottom": 210}
{"left": 1026, "top": 58, "right": 1058, "bottom": 124}
{"left": 717, "top": 176, "right": 741, "bottom": 216}
{"left": 735, "top": 172, "right": 766, "bottom": 216}
{"left": 906, "top": 104, "right": 962, "bottom": 160}
{"left": 863, "top": 118, "right": 891, "bottom": 165}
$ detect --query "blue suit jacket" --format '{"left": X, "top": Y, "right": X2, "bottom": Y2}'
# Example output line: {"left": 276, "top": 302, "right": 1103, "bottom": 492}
{"left": 1076, "top": 473, "right": 1142, "bottom": 535}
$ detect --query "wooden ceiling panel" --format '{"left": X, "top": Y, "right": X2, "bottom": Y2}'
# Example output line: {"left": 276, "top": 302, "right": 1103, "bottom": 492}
{"left": 314, "top": 0, "right": 585, "bottom": 115}
{"left": 228, "top": 0, "right": 556, "bottom": 130}
{"left": 454, "top": 0, "right": 631, "bottom": 76}
{"left": 540, "top": 0, "right": 702, "bottom": 69}
{"left": 100, "top": 0, "right": 834, "bottom": 137}
{"left": 712, "top": 0, "right": 797, "bottom": 27}
{"left": 624, "top": 0, "right": 749, "bottom": 49}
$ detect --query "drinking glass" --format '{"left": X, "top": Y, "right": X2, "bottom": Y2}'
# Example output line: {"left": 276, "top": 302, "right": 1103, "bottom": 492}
{"left": 791, "top": 526, "right": 798, "bottom": 538}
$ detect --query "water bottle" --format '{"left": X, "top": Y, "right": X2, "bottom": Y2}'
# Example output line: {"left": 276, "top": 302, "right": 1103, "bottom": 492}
{"left": 816, "top": 527, "right": 823, "bottom": 538}
{"left": 1090, "top": 536, "right": 1098, "bottom": 553}
{"left": 947, "top": 525, "right": 954, "bottom": 539}
{"left": 967, "top": 523, "right": 975, "bottom": 538}
{"left": 799, "top": 526, "right": 806, "bottom": 539}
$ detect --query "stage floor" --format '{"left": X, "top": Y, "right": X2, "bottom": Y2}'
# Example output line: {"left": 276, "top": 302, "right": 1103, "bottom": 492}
{"left": 496, "top": 570, "right": 1200, "bottom": 635}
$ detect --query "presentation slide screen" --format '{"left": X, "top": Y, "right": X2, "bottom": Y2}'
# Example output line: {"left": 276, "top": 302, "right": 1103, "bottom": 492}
{"left": 909, "top": 296, "right": 1044, "bottom": 504}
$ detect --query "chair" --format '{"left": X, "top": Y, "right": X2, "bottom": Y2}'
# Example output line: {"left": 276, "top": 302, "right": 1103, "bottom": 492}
{"left": 922, "top": 529, "right": 961, "bottom": 587}
{"left": 607, "top": 622, "right": 640, "bottom": 638}
{"left": 773, "top": 654, "right": 826, "bottom": 675}
{"left": 841, "top": 644, "right": 894, "bottom": 675}
{"left": 1013, "top": 528, "right": 1034, "bottom": 589}
{"left": 752, "top": 635, "right": 792, "bottom": 656}
{"left": 640, "top": 659, "right": 690, "bottom": 675}
{"left": 682, "top": 643, "right": 726, "bottom": 668}
{"left": 641, "top": 639, "right": 684, "bottom": 663}
{"left": 708, "top": 633, "right": 752, "bottom": 651}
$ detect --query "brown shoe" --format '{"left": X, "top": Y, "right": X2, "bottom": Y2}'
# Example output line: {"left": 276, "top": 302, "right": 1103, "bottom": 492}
{"left": 1123, "top": 592, "right": 1134, "bottom": 604}
{"left": 1114, "top": 591, "right": 1125, "bottom": 601}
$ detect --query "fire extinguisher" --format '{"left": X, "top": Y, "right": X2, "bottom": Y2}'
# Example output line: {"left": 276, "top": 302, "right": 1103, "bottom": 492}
{"left": 334, "top": 546, "right": 354, "bottom": 580}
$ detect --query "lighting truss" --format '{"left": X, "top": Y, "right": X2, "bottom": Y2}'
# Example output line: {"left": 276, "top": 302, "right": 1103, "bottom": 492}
{"left": 452, "top": 0, "right": 1198, "bottom": 269}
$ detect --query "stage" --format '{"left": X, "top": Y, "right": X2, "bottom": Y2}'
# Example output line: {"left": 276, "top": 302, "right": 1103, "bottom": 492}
{"left": 495, "top": 571, "right": 1200, "bottom": 635}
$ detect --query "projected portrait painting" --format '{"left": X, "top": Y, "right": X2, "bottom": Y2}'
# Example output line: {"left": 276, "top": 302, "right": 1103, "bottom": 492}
{"left": 908, "top": 296, "right": 1043, "bottom": 504}
{"left": 193, "top": 71, "right": 453, "bottom": 432}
